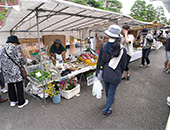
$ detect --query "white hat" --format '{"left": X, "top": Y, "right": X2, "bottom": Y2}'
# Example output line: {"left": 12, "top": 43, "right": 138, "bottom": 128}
{"left": 105, "top": 25, "right": 122, "bottom": 38}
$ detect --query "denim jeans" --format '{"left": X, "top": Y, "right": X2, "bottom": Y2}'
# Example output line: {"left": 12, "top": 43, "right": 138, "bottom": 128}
{"left": 103, "top": 81, "right": 118, "bottom": 113}
{"left": 141, "top": 48, "right": 151, "bottom": 65}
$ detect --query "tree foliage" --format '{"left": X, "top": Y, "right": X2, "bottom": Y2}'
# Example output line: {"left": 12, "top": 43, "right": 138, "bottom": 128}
{"left": 106, "top": 0, "right": 122, "bottom": 13}
{"left": 1, "top": 0, "right": 16, "bottom": 2}
{"left": 0, "top": 8, "right": 7, "bottom": 21}
{"left": 144, "top": 4, "right": 156, "bottom": 22}
{"left": 70, "top": 0, "right": 122, "bottom": 13}
{"left": 130, "top": 0, "right": 147, "bottom": 21}
{"left": 155, "top": 6, "right": 167, "bottom": 23}
{"left": 70, "top": 0, "right": 87, "bottom": 5}
{"left": 130, "top": 0, "right": 168, "bottom": 23}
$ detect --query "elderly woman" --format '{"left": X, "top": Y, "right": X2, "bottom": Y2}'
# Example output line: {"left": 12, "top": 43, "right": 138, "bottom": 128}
{"left": 96, "top": 25, "right": 127, "bottom": 117}
{"left": 1, "top": 35, "right": 28, "bottom": 108}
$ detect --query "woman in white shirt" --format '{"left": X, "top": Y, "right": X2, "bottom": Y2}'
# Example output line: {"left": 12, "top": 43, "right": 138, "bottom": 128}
{"left": 121, "top": 25, "right": 134, "bottom": 80}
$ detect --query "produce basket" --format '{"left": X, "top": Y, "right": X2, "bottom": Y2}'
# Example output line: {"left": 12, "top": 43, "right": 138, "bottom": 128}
{"left": 26, "top": 64, "right": 41, "bottom": 75}
{"left": 85, "top": 59, "right": 97, "bottom": 66}
{"left": 78, "top": 55, "right": 86, "bottom": 63}
{"left": 29, "top": 76, "right": 51, "bottom": 85}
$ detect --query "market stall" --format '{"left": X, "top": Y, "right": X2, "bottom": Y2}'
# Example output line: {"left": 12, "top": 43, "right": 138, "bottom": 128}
{"left": 0, "top": 0, "right": 157, "bottom": 105}
{"left": 0, "top": 0, "right": 138, "bottom": 105}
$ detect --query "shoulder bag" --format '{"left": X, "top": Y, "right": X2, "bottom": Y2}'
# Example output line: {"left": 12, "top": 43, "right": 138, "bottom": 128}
{"left": 5, "top": 49, "right": 27, "bottom": 79}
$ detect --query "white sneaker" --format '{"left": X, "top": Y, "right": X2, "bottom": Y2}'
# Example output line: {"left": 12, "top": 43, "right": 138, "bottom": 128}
{"left": 10, "top": 101, "right": 18, "bottom": 107}
{"left": 163, "top": 68, "right": 168, "bottom": 72}
{"left": 18, "top": 99, "right": 29, "bottom": 109}
{"left": 146, "top": 64, "right": 150, "bottom": 67}
{"left": 1, "top": 88, "right": 8, "bottom": 93}
{"left": 139, "top": 64, "right": 144, "bottom": 68}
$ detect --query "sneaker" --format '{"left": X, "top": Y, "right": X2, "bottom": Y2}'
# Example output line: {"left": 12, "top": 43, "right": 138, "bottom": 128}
{"left": 18, "top": 99, "right": 29, "bottom": 109}
{"left": 10, "top": 101, "right": 18, "bottom": 107}
{"left": 163, "top": 68, "right": 168, "bottom": 72}
{"left": 1, "top": 88, "right": 8, "bottom": 93}
{"left": 103, "top": 110, "right": 112, "bottom": 118}
{"left": 146, "top": 64, "right": 150, "bottom": 67}
{"left": 0, "top": 98, "right": 8, "bottom": 103}
{"left": 139, "top": 64, "right": 144, "bottom": 68}
{"left": 166, "top": 70, "right": 170, "bottom": 74}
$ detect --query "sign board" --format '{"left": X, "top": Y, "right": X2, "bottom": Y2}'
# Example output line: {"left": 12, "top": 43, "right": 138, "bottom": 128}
{"left": 86, "top": 72, "right": 95, "bottom": 86}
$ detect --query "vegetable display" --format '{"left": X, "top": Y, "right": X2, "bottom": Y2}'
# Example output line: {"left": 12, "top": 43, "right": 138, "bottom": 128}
{"left": 30, "top": 70, "right": 51, "bottom": 82}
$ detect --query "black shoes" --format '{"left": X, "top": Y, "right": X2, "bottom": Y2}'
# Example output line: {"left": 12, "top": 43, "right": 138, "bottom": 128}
{"left": 122, "top": 77, "right": 125, "bottom": 80}
{"left": 127, "top": 75, "right": 130, "bottom": 80}
{"left": 103, "top": 110, "right": 112, "bottom": 118}
{"left": 122, "top": 76, "right": 130, "bottom": 80}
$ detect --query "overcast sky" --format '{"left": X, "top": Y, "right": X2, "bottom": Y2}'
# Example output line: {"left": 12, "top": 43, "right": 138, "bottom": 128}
{"left": 119, "top": 0, "right": 170, "bottom": 19}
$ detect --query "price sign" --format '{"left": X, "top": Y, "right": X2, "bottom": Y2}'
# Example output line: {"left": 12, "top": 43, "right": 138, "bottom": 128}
{"left": 86, "top": 73, "right": 95, "bottom": 86}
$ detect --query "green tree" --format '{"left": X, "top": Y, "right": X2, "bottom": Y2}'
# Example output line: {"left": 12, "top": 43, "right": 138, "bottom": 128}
{"left": 144, "top": 4, "right": 156, "bottom": 22}
{"left": 105, "top": 0, "right": 122, "bottom": 13}
{"left": 70, "top": 0, "right": 87, "bottom": 5}
{"left": 70, "top": 0, "right": 122, "bottom": 13}
{"left": 1, "top": 0, "right": 16, "bottom": 2}
{"left": 155, "top": 6, "right": 167, "bottom": 23}
{"left": 87, "top": 0, "right": 102, "bottom": 8}
{"left": 130, "top": 0, "right": 146, "bottom": 21}
{"left": 130, "top": 0, "right": 156, "bottom": 22}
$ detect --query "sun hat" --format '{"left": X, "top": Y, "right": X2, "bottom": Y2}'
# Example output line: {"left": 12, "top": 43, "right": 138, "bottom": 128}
{"left": 105, "top": 25, "right": 122, "bottom": 38}
{"left": 141, "top": 28, "right": 148, "bottom": 35}
{"left": 54, "top": 39, "right": 62, "bottom": 44}
{"left": 6, "top": 35, "right": 20, "bottom": 44}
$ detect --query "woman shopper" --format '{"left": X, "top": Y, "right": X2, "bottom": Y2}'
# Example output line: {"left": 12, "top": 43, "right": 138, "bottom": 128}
{"left": 121, "top": 25, "right": 134, "bottom": 80}
{"left": 0, "top": 47, "right": 8, "bottom": 103}
{"left": 139, "top": 29, "right": 154, "bottom": 68}
{"left": 96, "top": 25, "right": 127, "bottom": 117}
{"left": 0, "top": 35, "right": 28, "bottom": 108}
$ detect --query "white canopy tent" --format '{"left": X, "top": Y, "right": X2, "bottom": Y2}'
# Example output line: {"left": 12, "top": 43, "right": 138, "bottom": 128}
{"left": 0, "top": 0, "right": 153, "bottom": 106}
{"left": 0, "top": 0, "right": 151, "bottom": 45}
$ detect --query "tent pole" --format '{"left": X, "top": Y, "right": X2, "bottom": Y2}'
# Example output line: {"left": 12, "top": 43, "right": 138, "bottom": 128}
{"left": 10, "top": 30, "right": 12, "bottom": 35}
{"left": 36, "top": 9, "right": 46, "bottom": 107}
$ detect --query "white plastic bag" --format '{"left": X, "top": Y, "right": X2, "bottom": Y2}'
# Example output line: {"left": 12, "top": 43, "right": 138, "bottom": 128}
{"left": 92, "top": 77, "right": 103, "bottom": 99}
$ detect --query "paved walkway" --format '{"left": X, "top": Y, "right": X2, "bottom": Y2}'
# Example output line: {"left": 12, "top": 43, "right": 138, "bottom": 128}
{"left": 0, "top": 47, "right": 169, "bottom": 130}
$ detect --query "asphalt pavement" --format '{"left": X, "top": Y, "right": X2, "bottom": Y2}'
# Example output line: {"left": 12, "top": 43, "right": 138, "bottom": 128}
{"left": 0, "top": 47, "right": 169, "bottom": 130}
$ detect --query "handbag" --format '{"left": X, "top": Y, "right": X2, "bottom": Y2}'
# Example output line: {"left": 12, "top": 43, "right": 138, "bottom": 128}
{"left": 5, "top": 49, "right": 27, "bottom": 79}
{"left": 97, "top": 45, "right": 124, "bottom": 80}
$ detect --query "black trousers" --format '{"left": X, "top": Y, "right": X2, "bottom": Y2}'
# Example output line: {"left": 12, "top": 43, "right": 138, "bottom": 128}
{"left": 125, "top": 55, "right": 131, "bottom": 71}
{"left": 8, "top": 81, "right": 25, "bottom": 105}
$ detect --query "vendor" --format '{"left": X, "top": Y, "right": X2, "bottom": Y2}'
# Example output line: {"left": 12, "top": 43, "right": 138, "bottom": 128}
{"left": 50, "top": 39, "right": 66, "bottom": 58}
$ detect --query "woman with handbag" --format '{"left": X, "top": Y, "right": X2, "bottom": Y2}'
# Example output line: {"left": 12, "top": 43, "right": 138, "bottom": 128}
{"left": 0, "top": 35, "right": 28, "bottom": 108}
{"left": 96, "top": 25, "right": 127, "bottom": 117}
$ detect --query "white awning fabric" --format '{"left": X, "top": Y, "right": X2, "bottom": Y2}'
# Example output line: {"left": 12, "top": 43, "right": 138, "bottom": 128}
{"left": 0, "top": 0, "right": 151, "bottom": 44}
